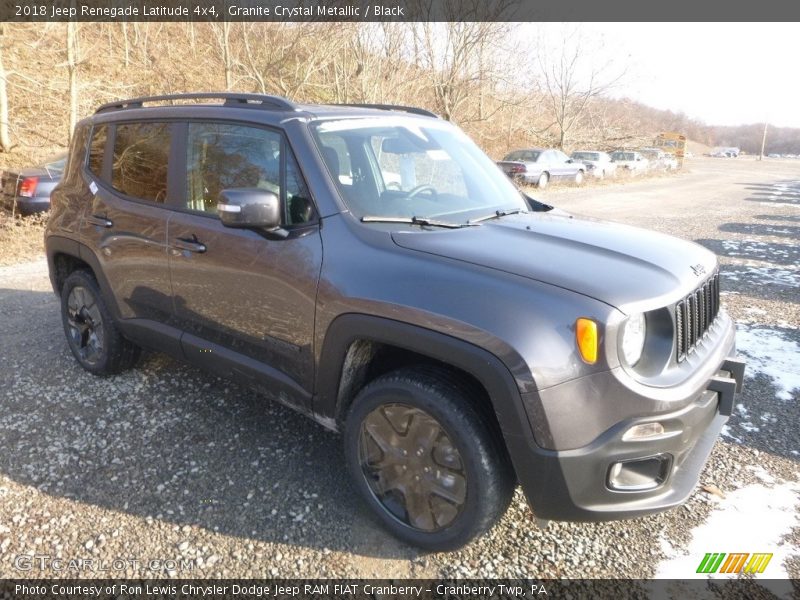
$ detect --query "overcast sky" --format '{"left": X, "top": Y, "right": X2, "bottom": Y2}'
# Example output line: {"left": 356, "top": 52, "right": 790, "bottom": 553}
{"left": 526, "top": 23, "right": 800, "bottom": 129}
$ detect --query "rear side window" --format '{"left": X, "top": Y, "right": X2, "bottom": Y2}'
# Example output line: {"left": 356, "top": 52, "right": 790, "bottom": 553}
{"left": 111, "top": 122, "right": 170, "bottom": 203}
{"left": 88, "top": 124, "right": 107, "bottom": 177}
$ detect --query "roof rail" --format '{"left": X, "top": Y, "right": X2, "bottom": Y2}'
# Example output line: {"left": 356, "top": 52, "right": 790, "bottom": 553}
{"left": 95, "top": 93, "right": 297, "bottom": 114}
{"left": 333, "top": 103, "right": 439, "bottom": 118}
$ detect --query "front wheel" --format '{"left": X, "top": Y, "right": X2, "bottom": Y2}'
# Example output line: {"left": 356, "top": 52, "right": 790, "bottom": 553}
{"left": 61, "top": 270, "right": 141, "bottom": 375}
{"left": 344, "top": 367, "right": 515, "bottom": 551}
{"left": 574, "top": 170, "right": 584, "bottom": 185}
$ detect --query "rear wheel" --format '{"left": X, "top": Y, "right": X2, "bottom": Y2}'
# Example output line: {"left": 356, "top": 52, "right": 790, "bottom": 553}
{"left": 61, "top": 270, "right": 141, "bottom": 375}
{"left": 344, "top": 367, "right": 515, "bottom": 551}
{"left": 536, "top": 172, "right": 549, "bottom": 189}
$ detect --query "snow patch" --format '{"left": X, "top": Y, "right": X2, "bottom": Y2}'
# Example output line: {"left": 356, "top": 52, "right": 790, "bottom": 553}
{"left": 746, "top": 465, "right": 777, "bottom": 484}
{"left": 724, "top": 265, "right": 800, "bottom": 288}
{"left": 736, "top": 326, "right": 800, "bottom": 401}
{"left": 720, "top": 424, "right": 742, "bottom": 444}
{"left": 655, "top": 481, "right": 800, "bottom": 596}
{"left": 759, "top": 201, "right": 800, "bottom": 209}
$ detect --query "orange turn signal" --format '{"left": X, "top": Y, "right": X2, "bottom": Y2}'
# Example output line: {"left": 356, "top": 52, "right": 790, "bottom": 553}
{"left": 576, "top": 318, "right": 598, "bottom": 364}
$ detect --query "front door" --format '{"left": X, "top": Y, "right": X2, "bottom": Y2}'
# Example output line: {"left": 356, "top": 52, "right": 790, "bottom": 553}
{"left": 167, "top": 121, "right": 322, "bottom": 402}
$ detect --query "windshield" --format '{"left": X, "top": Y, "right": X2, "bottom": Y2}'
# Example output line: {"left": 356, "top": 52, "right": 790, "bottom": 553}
{"left": 572, "top": 152, "right": 599, "bottom": 161}
{"left": 312, "top": 117, "right": 528, "bottom": 223}
{"left": 612, "top": 152, "right": 635, "bottom": 161}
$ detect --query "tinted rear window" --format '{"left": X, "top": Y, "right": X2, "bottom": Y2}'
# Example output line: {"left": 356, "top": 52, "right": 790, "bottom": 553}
{"left": 505, "top": 150, "right": 539, "bottom": 162}
{"left": 112, "top": 122, "right": 170, "bottom": 203}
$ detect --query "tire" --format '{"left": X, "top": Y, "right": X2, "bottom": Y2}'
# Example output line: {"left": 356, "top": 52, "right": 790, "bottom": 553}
{"left": 536, "top": 172, "right": 549, "bottom": 189}
{"left": 60, "top": 270, "right": 141, "bottom": 376}
{"left": 574, "top": 170, "right": 584, "bottom": 185}
{"left": 344, "top": 366, "right": 515, "bottom": 551}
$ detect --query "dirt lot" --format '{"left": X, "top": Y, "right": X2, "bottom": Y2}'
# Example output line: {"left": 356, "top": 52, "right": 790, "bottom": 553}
{"left": 0, "top": 158, "right": 797, "bottom": 592}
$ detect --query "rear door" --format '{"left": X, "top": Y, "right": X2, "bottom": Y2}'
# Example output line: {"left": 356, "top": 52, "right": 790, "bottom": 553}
{"left": 79, "top": 121, "right": 175, "bottom": 328}
{"left": 167, "top": 120, "right": 322, "bottom": 402}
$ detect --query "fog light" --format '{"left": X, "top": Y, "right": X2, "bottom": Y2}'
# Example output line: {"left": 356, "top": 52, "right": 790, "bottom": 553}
{"left": 622, "top": 422, "right": 666, "bottom": 441}
{"left": 608, "top": 455, "right": 672, "bottom": 491}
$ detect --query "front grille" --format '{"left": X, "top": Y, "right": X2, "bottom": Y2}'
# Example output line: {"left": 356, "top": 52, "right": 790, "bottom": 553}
{"left": 675, "top": 272, "right": 720, "bottom": 361}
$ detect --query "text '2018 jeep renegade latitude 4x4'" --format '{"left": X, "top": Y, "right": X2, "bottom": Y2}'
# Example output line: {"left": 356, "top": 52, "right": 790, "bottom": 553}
{"left": 46, "top": 93, "right": 746, "bottom": 550}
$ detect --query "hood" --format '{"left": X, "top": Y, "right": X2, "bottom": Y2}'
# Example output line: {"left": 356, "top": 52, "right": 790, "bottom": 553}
{"left": 391, "top": 212, "right": 717, "bottom": 313}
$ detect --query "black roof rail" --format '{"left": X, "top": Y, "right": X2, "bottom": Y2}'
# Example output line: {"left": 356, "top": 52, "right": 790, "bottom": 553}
{"left": 333, "top": 103, "right": 439, "bottom": 118}
{"left": 95, "top": 93, "right": 297, "bottom": 114}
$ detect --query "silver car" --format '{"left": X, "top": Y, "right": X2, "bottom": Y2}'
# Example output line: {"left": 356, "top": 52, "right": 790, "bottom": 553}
{"left": 610, "top": 150, "right": 650, "bottom": 174}
{"left": 571, "top": 150, "right": 617, "bottom": 179}
{"left": 497, "top": 148, "right": 586, "bottom": 189}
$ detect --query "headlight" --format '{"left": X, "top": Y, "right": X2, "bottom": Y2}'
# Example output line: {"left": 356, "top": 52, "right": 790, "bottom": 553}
{"left": 621, "top": 313, "right": 646, "bottom": 366}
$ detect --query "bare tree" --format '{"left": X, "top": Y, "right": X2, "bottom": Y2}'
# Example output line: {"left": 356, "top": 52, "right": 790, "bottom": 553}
{"left": 0, "top": 24, "right": 12, "bottom": 152}
{"left": 237, "top": 23, "right": 344, "bottom": 100}
{"left": 411, "top": 22, "right": 521, "bottom": 124}
{"left": 537, "top": 27, "right": 626, "bottom": 149}
{"left": 121, "top": 23, "right": 130, "bottom": 67}
{"left": 327, "top": 24, "right": 414, "bottom": 104}
{"left": 208, "top": 22, "right": 234, "bottom": 90}
{"left": 66, "top": 21, "right": 79, "bottom": 142}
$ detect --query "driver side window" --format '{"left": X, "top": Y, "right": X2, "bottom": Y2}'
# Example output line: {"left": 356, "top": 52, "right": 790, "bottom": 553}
{"left": 186, "top": 123, "right": 280, "bottom": 215}
{"left": 184, "top": 122, "right": 315, "bottom": 225}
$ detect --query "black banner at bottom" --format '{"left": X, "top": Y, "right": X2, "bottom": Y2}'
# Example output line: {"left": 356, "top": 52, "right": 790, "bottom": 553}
{"left": 1, "top": 579, "right": 796, "bottom": 600}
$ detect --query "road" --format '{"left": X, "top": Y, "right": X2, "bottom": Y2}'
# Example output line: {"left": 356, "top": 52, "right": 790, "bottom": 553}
{"left": 0, "top": 158, "right": 797, "bottom": 592}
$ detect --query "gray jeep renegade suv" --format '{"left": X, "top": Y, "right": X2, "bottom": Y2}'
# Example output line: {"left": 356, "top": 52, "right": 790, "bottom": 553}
{"left": 45, "top": 93, "right": 745, "bottom": 550}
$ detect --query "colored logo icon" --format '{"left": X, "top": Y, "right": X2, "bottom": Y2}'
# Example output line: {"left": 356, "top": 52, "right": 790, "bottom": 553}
{"left": 696, "top": 552, "right": 773, "bottom": 574}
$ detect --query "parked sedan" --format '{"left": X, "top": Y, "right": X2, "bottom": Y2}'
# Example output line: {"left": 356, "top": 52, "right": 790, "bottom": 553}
{"left": 639, "top": 147, "right": 678, "bottom": 171}
{"left": 1, "top": 154, "right": 66, "bottom": 215}
{"left": 497, "top": 148, "right": 586, "bottom": 189}
{"left": 610, "top": 150, "right": 649, "bottom": 174}
{"left": 570, "top": 150, "right": 617, "bottom": 179}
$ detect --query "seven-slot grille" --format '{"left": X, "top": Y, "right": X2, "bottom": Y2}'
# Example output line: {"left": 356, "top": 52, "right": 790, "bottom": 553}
{"left": 675, "top": 272, "right": 720, "bottom": 361}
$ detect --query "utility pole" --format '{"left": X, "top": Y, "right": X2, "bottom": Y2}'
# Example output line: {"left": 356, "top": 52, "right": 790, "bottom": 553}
{"left": 758, "top": 121, "right": 768, "bottom": 161}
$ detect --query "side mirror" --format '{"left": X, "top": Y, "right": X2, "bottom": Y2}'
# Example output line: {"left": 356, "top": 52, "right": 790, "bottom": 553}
{"left": 218, "top": 189, "right": 281, "bottom": 229}
{"left": 566, "top": 158, "right": 573, "bottom": 163}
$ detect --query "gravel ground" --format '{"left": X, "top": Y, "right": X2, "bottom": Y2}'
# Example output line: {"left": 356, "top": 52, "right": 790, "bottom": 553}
{"left": 0, "top": 157, "right": 797, "bottom": 585}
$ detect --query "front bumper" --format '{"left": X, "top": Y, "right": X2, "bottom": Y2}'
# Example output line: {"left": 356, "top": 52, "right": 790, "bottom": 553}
{"left": 517, "top": 356, "right": 745, "bottom": 521}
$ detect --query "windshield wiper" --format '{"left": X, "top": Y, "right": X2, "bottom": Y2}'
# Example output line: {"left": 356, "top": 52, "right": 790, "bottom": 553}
{"left": 361, "top": 215, "right": 478, "bottom": 229}
{"left": 469, "top": 208, "right": 528, "bottom": 224}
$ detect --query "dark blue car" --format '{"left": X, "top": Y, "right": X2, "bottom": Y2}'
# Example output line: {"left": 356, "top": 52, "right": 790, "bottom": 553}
{"left": 1, "top": 154, "right": 66, "bottom": 215}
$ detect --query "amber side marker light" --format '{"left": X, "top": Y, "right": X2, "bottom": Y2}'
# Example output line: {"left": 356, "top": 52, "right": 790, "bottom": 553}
{"left": 576, "top": 318, "right": 598, "bottom": 364}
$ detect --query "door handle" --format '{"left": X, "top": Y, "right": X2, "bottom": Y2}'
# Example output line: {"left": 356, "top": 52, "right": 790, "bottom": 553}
{"left": 173, "top": 236, "right": 207, "bottom": 254}
{"left": 86, "top": 215, "right": 113, "bottom": 228}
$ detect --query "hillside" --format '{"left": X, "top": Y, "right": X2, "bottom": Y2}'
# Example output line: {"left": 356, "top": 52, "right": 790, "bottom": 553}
{"left": 0, "top": 22, "right": 798, "bottom": 169}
